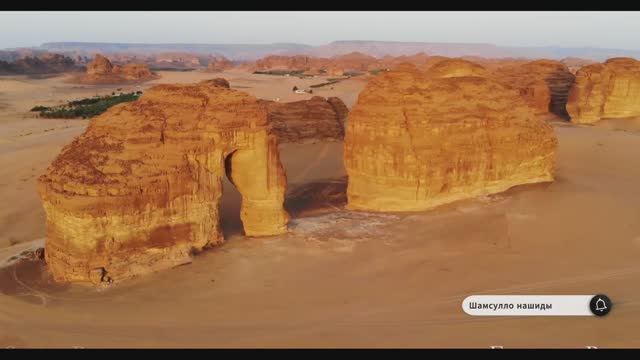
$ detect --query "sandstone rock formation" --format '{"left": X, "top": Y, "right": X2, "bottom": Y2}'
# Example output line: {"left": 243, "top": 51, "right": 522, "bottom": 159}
{"left": 206, "top": 56, "right": 233, "bottom": 72}
{"left": 252, "top": 55, "right": 324, "bottom": 72}
{"left": 78, "top": 54, "right": 158, "bottom": 84}
{"left": 113, "top": 63, "right": 155, "bottom": 80}
{"left": 344, "top": 62, "right": 558, "bottom": 212}
{"left": 249, "top": 52, "right": 386, "bottom": 76}
{"left": 492, "top": 60, "right": 575, "bottom": 118}
{"left": 567, "top": 57, "right": 640, "bottom": 124}
{"left": 38, "top": 79, "right": 289, "bottom": 283}
{"left": 0, "top": 53, "right": 81, "bottom": 75}
{"left": 260, "top": 96, "right": 348, "bottom": 143}
{"left": 86, "top": 54, "right": 113, "bottom": 75}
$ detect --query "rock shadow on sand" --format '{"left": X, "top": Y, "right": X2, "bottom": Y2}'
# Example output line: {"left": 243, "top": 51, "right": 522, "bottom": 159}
{"left": 284, "top": 176, "right": 348, "bottom": 218}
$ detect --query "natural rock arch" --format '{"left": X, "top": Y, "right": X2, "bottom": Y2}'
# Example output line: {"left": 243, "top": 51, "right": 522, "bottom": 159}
{"left": 38, "top": 79, "right": 288, "bottom": 283}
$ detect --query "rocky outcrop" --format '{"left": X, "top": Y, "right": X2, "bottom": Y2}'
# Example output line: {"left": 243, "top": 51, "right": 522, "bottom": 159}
{"left": 249, "top": 52, "right": 389, "bottom": 75}
{"left": 152, "top": 52, "right": 204, "bottom": 68}
{"left": 260, "top": 96, "right": 348, "bottom": 143}
{"left": 344, "top": 62, "right": 557, "bottom": 212}
{"left": 86, "top": 54, "right": 113, "bottom": 75}
{"left": 252, "top": 55, "right": 325, "bottom": 72}
{"left": 78, "top": 54, "right": 158, "bottom": 84}
{"left": 567, "top": 57, "right": 640, "bottom": 124}
{"left": 207, "top": 56, "right": 233, "bottom": 72}
{"left": 327, "top": 97, "right": 349, "bottom": 124}
{"left": 0, "top": 53, "right": 81, "bottom": 75}
{"left": 492, "top": 60, "right": 575, "bottom": 118}
{"left": 38, "top": 79, "right": 289, "bottom": 284}
{"left": 113, "top": 63, "right": 155, "bottom": 80}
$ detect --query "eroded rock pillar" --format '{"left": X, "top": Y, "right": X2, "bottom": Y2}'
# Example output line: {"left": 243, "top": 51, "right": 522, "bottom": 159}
{"left": 226, "top": 135, "right": 289, "bottom": 236}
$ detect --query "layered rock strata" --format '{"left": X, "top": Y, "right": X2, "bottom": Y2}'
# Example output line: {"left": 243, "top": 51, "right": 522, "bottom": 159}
{"left": 38, "top": 79, "right": 289, "bottom": 283}
{"left": 261, "top": 96, "right": 348, "bottom": 143}
{"left": 567, "top": 57, "right": 640, "bottom": 124}
{"left": 493, "top": 60, "right": 575, "bottom": 117}
{"left": 344, "top": 62, "right": 558, "bottom": 212}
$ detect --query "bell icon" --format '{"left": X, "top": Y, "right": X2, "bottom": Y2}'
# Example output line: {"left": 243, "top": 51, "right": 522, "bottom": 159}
{"left": 595, "top": 298, "right": 607, "bottom": 311}
{"left": 590, "top": 294, "right": 611, "bottom": 316}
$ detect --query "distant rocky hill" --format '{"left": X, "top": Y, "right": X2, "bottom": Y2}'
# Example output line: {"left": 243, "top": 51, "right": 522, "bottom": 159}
{"left": 25, "top": 41, "right": 640, "bottom": 62}
{"left": 74, "top": 54, "right": 158, "bottom": 84}
{"left": 305, "top": 41, "right": 640, "bottom": 61}
{"left": 39, "top": 42, "right": 312, "bottom": 61}
{"left": 0, "top": 53, "right": 81, "bottom": 75}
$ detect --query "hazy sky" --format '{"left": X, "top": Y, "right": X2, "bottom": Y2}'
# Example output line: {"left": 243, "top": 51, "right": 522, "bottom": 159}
{"left": 1, "top": 11, "right": 639, "bottom": 50}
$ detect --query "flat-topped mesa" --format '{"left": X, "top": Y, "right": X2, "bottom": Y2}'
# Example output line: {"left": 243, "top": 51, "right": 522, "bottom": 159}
{"left": 260, "top": 96, "right": 349, "bottom": 143}
{"left": 492, "top": 59, "right": 575, "bottom": 118}
{"left": 344, "top": 60, "right": 558, "bottom": 212}
{"left": 567, "top": 57, "right": 640, "bottom": 124}
{"left": 78, "top": 53, "right": 158, "bottom": 84}
{"left": 38, "top": 79, "right": 289, "bottom": 284}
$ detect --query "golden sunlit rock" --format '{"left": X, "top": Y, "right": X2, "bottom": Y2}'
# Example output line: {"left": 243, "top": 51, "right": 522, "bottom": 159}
{"left": 567, "top": 57, "right": 640, "bottom": 124}
{"left": 38, "top": 79, "right": 289, "bottom": 283}
{"left": 344, "top": 60, "right": 558, "bottom": 212}
{"left": 493, "top": 59, "right": 575, "bottom": 117}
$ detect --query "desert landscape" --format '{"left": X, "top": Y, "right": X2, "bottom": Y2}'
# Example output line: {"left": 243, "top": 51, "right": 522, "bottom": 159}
{"left": 2, "top": 14, "right": 640, "bottom": 347}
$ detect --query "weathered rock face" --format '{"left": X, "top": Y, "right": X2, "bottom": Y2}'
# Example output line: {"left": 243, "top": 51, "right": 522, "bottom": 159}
{"left": 327, "top": 97, "right": 349, "bottom": 125}
{"left": 260, "top": 96, "right": 348, "bottom": 143}
{"left": 79, "top": 54, "right": 158, "bottom": 84}
{"left": 38, "top": 79, "right": 289, "bottom": 283}
{"left": 493, "top": 60, "right": 575, "bottom": 117}
{"left": 86, "top": 54, "right": 113, "bottom": 75}
{"left": 344, "top": 63, "right": 558, "bottom": 212}
{"left": 567, "top": 57, "right": 640, "bottom": 124}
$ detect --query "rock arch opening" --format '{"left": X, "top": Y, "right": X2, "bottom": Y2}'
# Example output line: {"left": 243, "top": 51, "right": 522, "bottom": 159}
{"left": 220, "top": 150, "right": 243, "bottom": 238}
{"left": 38, "top": 80, "right": 289, "bottom": 284}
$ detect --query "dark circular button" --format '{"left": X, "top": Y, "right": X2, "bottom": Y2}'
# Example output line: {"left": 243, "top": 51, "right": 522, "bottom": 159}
{"left": 589, "top": 294, "right": 612, "bottom": 316}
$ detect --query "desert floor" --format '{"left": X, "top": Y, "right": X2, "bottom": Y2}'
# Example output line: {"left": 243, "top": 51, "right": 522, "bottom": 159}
{"left": 1, "top": 71, "right": 640, "bottom": 348}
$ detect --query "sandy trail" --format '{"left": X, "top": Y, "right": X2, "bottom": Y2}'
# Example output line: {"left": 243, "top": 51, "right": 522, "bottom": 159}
{"left": 1, "top": 72, "right": 640, "bottom": 348}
